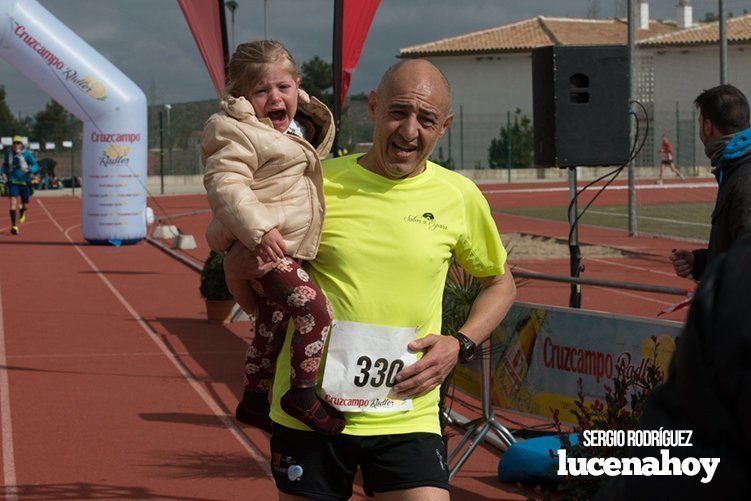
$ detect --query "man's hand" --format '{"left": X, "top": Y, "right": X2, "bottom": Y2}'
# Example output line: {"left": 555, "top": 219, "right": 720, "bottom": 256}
{"left": 670, "top": 249, "right": 694, "bottom": 278}
{"left": 223, "top": 241, "right": 274, "bottom": 313}
{"left": 259, "top": 228, "right": 286, "bottom": 263}
{"left": 392, "top": 334, "right": 460, "bottom": 398}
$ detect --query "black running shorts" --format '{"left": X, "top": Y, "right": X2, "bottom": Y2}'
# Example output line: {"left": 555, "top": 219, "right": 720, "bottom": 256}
{"left": 269, "top": 423, "right": 450, "bottom": 500}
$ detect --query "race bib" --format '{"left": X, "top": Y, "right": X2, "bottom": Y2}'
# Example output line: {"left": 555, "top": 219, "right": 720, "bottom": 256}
{"left": 320, "top": 320, "right": 418, "bottom": 413}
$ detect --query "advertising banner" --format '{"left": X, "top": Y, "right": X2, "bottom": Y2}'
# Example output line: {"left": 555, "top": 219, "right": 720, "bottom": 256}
{"left": 453, "top": 302, "right": 683, "bottom": 423}
{"left": 0, "top": 0, "right": 148, "bottom": 243}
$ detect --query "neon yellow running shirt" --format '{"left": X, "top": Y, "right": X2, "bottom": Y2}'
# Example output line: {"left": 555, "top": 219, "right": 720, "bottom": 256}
{"left": 269, "top": 154, "right": 507, "bottom": 436}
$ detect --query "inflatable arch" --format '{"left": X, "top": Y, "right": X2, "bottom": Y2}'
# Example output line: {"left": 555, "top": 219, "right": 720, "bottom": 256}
{"left": 0, "top": 0, "right": 147, "bottom": 244}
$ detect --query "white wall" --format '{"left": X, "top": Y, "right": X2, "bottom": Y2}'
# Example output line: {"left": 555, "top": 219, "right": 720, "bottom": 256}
{"left": 647, "top": 44, "right": 751, "bottom": 167}
{"left": 425, "top": 44, "right": 751, "bottom": 171}
{"left": 428, "top": 53, "right": 533, "bottom": 169}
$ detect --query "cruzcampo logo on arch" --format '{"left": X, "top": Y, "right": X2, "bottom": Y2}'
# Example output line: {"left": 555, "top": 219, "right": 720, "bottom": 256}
{"left": 83, "top": 76, "right": 107, "bottom": 101}
{"left": 11, "top": 19, "right": 108, "bottom": 101}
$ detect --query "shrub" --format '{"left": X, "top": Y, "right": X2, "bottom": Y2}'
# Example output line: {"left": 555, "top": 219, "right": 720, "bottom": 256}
{"left": 551, "top": 341, "right": 666, "bottom": 500}
{"left": 199, "top": 251, "right": 233, "bottom": 300}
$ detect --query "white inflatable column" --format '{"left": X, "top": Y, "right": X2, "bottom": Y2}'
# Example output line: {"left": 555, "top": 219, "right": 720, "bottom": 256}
{"left": 0, "top": 0, "right": 148, "bottom": 244}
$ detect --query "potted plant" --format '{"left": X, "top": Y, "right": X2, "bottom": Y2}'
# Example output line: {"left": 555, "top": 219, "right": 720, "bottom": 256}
{"left": 200, "top": 250, "right": 235, "bottom": 323}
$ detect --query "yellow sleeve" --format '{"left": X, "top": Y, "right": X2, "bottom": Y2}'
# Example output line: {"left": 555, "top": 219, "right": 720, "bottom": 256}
{"left": 453, "top": 183, "right": 507, "bottom": 277}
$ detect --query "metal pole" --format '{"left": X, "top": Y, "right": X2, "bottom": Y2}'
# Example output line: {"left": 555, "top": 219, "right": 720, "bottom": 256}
{"left": 332, "top": 0, "right": 343, "bottom": 156}
{"left": 264, "top": 0, "right": 268, "bottom": 39}
{"left": 568, "top": 167, "right": 582, "bottom": 308}
{"left": 159, "top": 110, "right": 164, "bottom": 195}
{"left": 231, "top": 10, "right": 235, "bottom": 49}
{"left": 676, "top": 101, "right": 680, "bottom": 169}
{"left": 627, "top": 0, "right": 637, "bottom": 236}
{"left": 506, "top": 110, "right": 511, "bottom": 183}
{"left": 225, "top": 1, "right": 238, "bottom": 49}
{"left": 692, "top": 106, "right": 697, "bottom": 176}
{"left": 460, "top": 105, "right": 464, "bottom": 169}
{"left": 165, "top": 104, "right": 173, "bottom": 175}
{"left": 513, "top": 269, "right": 688, "bottom": 296}
{"left": 720, "top": 0, "right": 728, "bottom": 84}
{"left": 70, "top": 144, "right": 75, "bottom": 197}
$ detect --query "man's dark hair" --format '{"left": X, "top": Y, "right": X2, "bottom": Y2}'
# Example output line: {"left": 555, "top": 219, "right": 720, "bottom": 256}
{"left": 695, "top": 84, "right": 750, "bottom": 134}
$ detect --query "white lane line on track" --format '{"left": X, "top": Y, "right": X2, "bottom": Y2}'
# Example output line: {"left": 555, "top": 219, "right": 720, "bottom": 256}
{"left": 37, "top": 200, "right": 272, "bottom": 478}
{"left": 587, "top": 257, "right": 679, "bottom": 279}
{"left": 481, "top": 181, "right": 715, "bottom": 195}
{"left": 5, "top": 350, "right": 242, "bottom": 360}
{"left": 591, "top": 286, "right": 673, "bottom": 307}
{"left": 586, "top": 210, "right": 711, "bottom": 228}
{"left": 0, "top": 285, "right": 19, "bottom": 501}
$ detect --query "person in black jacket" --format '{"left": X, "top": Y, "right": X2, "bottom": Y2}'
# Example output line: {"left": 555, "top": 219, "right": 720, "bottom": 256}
{"left": 596, "top": 234, "right": 751, "bottom": 499}
{"left": 670, "top": 84, "right": 751, "bottom": 281}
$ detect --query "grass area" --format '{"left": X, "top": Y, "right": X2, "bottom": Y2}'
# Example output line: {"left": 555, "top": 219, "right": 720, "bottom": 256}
{"left": 497, "top": 202, "right": 713, "bottom": 241}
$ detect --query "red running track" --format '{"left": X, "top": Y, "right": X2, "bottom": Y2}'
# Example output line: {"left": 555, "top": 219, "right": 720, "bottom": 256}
{"left": 1, "top": 195, "right": 533, "bottom": 500}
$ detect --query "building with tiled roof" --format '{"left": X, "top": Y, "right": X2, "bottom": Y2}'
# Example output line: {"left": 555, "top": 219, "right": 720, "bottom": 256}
{"left": 399, "top": 3, "right": 751, "bottom": 170}
{"left": 640, "top": 12, "right": 751, "bottom": 47}
{"left": 399, "top": 16, "right": 679, "bottom": 57}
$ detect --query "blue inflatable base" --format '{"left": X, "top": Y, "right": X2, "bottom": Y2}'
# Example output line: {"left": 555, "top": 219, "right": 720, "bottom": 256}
{"left": 86, "top": 238, "right": 143, "bottom": 247}
{"left": 498, "top": 434, "right": 578, "bottom": 484}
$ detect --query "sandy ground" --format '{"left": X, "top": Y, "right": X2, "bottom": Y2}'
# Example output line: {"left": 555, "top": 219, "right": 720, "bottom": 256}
{"left": 503, "top": 232, "right": 627, "bottom": 261}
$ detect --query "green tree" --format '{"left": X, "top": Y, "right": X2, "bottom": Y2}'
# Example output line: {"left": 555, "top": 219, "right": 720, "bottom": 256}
{"left": 702, "top": 12, "right": 718, "bottom": 22}
{"left": 301, "top": 56, "right": 333, "bottom": 109}
{"left": 0, "top": 86, "right": 17, "bottom": 137}
{"left": 487, "top": 108, "right": 533, "bottom": 169}
{"left": 32, "top": 100, "right": 81, "bottom": 146}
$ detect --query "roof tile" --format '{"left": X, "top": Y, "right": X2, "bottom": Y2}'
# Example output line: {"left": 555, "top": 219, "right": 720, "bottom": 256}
{"left": 399, "top": 16, "right": 682, "bottom": 57}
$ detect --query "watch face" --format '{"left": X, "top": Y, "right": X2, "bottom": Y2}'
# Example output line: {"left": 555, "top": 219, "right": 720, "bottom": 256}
{"left": 464, "top": 341, "right": 477, "bottom": 361}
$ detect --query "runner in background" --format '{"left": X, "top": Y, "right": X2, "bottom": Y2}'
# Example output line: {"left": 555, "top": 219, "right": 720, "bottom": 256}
{"left": 658, "top": 133, "right": 684, "bottom": 184}
{"left": 1, "top": 135, "right": 39, "bottom": 235}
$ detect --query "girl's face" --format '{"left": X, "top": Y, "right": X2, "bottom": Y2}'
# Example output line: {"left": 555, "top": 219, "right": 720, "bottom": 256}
{"left": 249, "top": 65, "right": 299, "bottom": 133}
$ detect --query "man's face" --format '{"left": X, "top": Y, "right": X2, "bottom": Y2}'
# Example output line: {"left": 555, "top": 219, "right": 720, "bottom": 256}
{"left": 249, "top": 67, "right": 299, "bottom": 133}
{"left": 367, "top": 67, "right": 454, "bottom": 179}
{"left": 12, "top": 142, "right": 22, "bottom": 153}
{"left": 698, "top": 113, "right": 715, "bottom": 146}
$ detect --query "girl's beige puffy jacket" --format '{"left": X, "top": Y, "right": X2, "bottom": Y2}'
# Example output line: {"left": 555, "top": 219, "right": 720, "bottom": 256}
{"left": 202, "top": 89, "right": 334, "bottom": 259}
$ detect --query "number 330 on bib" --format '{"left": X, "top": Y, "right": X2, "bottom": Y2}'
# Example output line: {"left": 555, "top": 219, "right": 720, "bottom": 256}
{"left": 320, "top": 320, "right": 418, "bottom": 413}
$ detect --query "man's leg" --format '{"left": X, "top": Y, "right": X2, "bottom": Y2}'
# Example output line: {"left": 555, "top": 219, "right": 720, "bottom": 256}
{"left": 18, "top": 185, "right": 29, "bottom": 223}
{"left": 8, "top": 192, "right": 19, "bottom": 234}
{"left": 278, "top": 494, "right": 310, "bottom": 501}
{"left": 361, "top": 433, "right": 450, "bottom": 500}
{"left": 270, "top": 424, "right": 357, "bottom": 500}
{"left": 375, "top": 486, "right": 450, "bottom": 501}
{"left": 670, "top": 162, "right": 684, "bottom": 180}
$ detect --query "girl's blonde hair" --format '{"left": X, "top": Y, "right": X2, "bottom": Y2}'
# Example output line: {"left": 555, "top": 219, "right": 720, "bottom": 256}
{"left": 226, "top": 40, "right": 299, "bottom": 99}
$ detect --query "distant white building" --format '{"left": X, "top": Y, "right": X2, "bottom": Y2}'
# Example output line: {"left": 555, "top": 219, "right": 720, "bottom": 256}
{"left": 399, "top": 2, "right": 751, "bottom": 169}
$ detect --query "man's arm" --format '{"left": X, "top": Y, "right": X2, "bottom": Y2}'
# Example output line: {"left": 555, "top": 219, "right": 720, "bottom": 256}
{"left": 392, "top": 267, "right": 516, "bottom": 398}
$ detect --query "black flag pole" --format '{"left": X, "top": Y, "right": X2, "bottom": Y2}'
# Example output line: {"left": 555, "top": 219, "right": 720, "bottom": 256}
{"left": 218, "top": 0, "right": 230, "bottom": 76}
{"left": 332, "top": 0, "right": 343, "bottom": 157}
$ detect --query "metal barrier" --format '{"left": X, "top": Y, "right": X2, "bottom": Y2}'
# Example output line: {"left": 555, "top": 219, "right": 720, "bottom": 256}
{"left": 514, "top": 269, "right": 689, "bottom": 296}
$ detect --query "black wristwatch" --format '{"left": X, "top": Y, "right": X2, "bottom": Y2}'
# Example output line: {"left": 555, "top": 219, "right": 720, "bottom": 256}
{"left": 452, "top": 331, "right": 477, "bottom": 364}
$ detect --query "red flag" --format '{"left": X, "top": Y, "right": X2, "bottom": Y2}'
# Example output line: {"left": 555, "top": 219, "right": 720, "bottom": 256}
{"left": 178, "top": 0, "right": 228, "bottom": 99}
{"left": 341, "top": 0, "right": 380, "bottom": 106}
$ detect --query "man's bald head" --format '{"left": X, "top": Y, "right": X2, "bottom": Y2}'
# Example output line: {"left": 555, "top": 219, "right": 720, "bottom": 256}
{"left": 376, "top": 59, "right": 452, "bottom": 115}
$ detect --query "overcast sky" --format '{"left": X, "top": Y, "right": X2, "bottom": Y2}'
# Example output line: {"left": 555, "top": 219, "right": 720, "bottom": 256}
{"left": 0, "top": 0, "right": 748, "bottom": 116}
